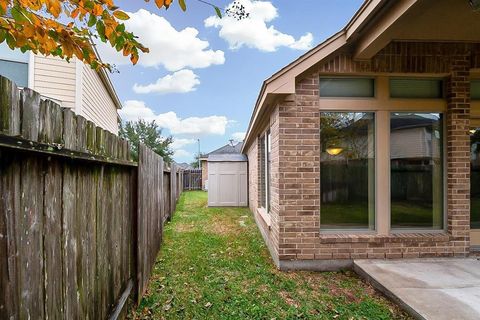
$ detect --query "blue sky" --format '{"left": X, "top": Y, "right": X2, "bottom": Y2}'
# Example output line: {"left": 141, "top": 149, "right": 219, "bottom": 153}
{"left": 101, "top": 0, "right": 363, "bottom": 163}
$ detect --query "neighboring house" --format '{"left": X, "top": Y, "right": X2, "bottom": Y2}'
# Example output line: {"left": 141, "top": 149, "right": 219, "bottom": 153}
{"left": 176, "top": 162, "right": 195, "bottom": 171}
{"left": 242, "top": 0, "right": 480, "bottom": 270}
{"left": 0, "top": 44, "right": 121, "bottom": 134}
{"left": 200, "top": 141, "right": 243, "bottom": 190}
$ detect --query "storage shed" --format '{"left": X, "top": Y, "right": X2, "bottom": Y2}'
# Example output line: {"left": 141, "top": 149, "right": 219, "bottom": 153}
{"left": 207, "top": 154, "right": 248, "bottom": 207}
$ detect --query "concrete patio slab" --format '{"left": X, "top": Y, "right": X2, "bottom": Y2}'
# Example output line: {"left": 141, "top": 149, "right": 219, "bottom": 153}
{"left": 354, "top": 258, "right": 480, "bottom": 320}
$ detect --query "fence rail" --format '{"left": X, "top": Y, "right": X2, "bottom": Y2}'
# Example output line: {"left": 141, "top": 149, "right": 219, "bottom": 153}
{"left": 0, "top": 75, "right": 183, "bottom": 319}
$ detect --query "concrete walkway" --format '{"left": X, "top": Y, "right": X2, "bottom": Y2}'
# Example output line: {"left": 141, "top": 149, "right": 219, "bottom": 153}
{"left": 354, "top": 258, "right": 480, "bottom": 320}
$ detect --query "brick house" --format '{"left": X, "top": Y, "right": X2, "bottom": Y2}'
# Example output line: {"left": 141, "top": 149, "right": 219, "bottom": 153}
{"left": 241, "top": 0, "right": 480, "bottom": 270}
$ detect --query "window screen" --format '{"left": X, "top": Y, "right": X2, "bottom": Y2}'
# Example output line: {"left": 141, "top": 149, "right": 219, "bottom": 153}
{"left": 390, "top": 78, "right": 443, "bottom": 99}
{"left": 319, "top": 78, "right": 375, "bottom": 98}
{"left": 471, "top": 81, "right": 480, "bottom": 100}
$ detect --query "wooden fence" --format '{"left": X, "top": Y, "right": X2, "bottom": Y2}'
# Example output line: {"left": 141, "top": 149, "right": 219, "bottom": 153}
{"left": 183, "top": 169, "right": 202, "bottom": 190}
{"left": 0, "top": 76, "right": 183, "bottom": 319}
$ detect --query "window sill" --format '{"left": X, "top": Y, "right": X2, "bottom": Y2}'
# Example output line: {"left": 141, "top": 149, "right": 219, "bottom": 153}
{"left": 319, "top": 232, "right": 450, "bottom": 244}
{"left": 256, "top": 207, "right": 271, "bottom": 229}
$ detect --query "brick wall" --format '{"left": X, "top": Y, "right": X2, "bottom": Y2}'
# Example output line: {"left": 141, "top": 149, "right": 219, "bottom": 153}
{"left": 246, "top": 106, "right": 281, "bottom": 263}
{"left": 269, "top": 42, "right": 478, "bottom": 266}
{"left": 446, "top": 53, "right": 471, "bottom": 255}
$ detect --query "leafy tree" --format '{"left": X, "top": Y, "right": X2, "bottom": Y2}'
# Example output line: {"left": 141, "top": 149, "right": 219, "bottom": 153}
{"left": 119, "top": 119, "right": 174, "bottom": 162}
{"left": 189, "top": 152, "right": 205, "bottom": 168}
{"left": 0, "top": 0, "right": 247, "bottom": 70}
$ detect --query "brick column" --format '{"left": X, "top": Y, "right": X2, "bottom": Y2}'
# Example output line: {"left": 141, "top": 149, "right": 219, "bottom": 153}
{"left": 446, "top": 54, "right": 471, "bottom": 256}
{"left": 278, "top": 75, "right": 321, "bottom": 261}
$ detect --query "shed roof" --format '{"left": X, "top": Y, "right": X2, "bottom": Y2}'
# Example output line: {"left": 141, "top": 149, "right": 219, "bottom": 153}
{"left": 208, "top": 154, "right": 247, "bottom": 162}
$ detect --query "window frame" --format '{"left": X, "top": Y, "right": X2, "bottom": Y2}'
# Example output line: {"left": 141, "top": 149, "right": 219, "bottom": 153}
{"left": 316, "top": 75, "right": 448, "bottom": 235}
{"left": 319, "top": 111, "right": 377, "bottom": 234}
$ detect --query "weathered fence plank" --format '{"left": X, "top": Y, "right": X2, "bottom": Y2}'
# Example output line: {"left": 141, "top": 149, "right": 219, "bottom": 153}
{"left": 0, "top": 77, "right": 20, "bottom": 136}
{"left": 43, "top": 159, "right": 64, "bottom": 318}
{"left": 62, "top": 164, "right": 79, "bottom": 318}
{"left": 18, "top": 156, "right": 44, "bottom": 319}
{"left": 0, "top": 75, "right": 184, "bottom": 319}
{"left": 0, "top": 150, "right": 20, "bottom": 318}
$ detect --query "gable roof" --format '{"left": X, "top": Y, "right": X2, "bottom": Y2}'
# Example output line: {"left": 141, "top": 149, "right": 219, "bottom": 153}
{"left": 242, "top": 0, "right": 480, "bottom": 152}
{"left": 201, "top": 142, "right": 244, "bottom": 159}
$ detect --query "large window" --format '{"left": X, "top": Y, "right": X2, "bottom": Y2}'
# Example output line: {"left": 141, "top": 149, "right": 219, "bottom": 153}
{"left": 259, "top": 131, "right": 271, "bottom": 212}
{"left": 0, "top": 45, "right": 29, "bottom": 87}
{"left": 320, "top": 112, "right": 375, "bottom": 230}
{"left": 319, "top": 77, "right": 375, "bottom": 98}
{"left": 390, "top": 113, "right": 444, "bottom": 230}
{"left": 471, "top": 127, "right": 480, "bottom": 229}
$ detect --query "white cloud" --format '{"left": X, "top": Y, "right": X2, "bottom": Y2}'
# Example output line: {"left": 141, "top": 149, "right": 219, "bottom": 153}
{"left": 232, "top": 131, "right": 246, "bottom": 141}
{"left": 171, "top": 138, "right": 196, "bottom": 150}
{"left": 133, "top": 69, "right": 200, "bottom": 94}
{"left": 174, "top": 149, "right": 192, "bottom": 158}
{"left": 204, "top": 0, "right": 313, "bottom": 52}
{"left": 98, "top": 9, "right": 225, "bottom": 71}
{"left": 119, "top": 100, "right": 230, "bottom": 136}
{"left": 118, "top": 100, "right": 155, "bottom": 121}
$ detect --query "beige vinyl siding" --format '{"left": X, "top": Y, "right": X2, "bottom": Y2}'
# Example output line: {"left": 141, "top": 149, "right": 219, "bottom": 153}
{"left": 33, "top": 55, "right": 76, "bottom": 108}
{"left": 82, "top": 64, "right": 119, "bottom": 134}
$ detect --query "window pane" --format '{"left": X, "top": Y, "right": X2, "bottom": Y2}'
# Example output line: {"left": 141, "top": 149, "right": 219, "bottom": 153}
{"left": 390, "top": 78, "right": 443, "bottom": 99}
{"left": 471, "top": 81, "right": 480, "bottom": 100}
{"left": 0, "top": 59, "right": 28, "bottom": 87}
{"left": 391, "top": 113, "right": 443, "bottom": 229}
{"left": 319, "top": 78, "right": 374, "bottom": 98}
{"left": 320, "top": 112, "right": 375, "bottom": 230}
{"left": 471, "top": 127, "right": 480, "bottom": 229}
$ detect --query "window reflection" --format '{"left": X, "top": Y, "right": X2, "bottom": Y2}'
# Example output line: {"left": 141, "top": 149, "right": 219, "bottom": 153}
{"left": 471, "top": 127, "right": 480, "bottom": 229}
{"left": 390, "top": 113, "right": 443, "bottom": 229}
{"left": 320, "top": 112, "right": 375, "bottom": 230}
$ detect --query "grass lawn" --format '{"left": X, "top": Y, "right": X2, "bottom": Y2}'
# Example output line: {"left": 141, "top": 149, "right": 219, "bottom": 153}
{"left": 129, "top": 191, "right": 410, "bottom": 320}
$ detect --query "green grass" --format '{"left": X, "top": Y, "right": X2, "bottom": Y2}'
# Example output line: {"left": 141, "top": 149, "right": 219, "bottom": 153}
{"left": 129, "top": 191, "right": 410, "bottom": 320}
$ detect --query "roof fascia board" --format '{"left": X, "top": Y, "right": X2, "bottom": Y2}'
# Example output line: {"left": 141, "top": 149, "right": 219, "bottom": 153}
{"left": 345, "top": 0, "right": 383, "bottom": 39}
{"left": 353, "top": 0, "right": 418, "bottom": 59}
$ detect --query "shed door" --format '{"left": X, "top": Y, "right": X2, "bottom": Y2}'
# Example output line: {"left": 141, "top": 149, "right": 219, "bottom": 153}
{"left": 208, "top": 162, "right": 247, "bottom": 207}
